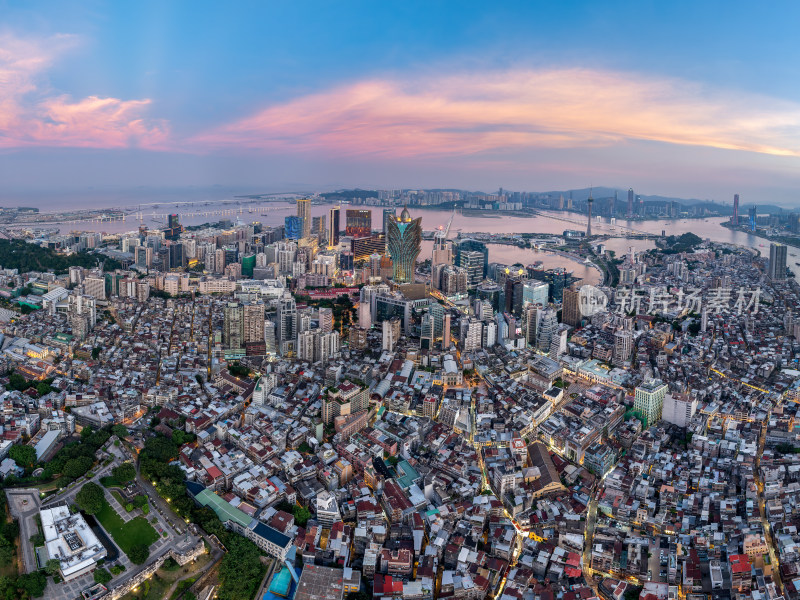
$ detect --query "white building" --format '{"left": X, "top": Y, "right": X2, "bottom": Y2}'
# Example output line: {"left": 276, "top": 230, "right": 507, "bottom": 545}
{"left": 661, "top": 392, "right": 698, "bottom": 428}
{"left": 315, "top": 490, "right": 341, "bottom": 527}
{"left": 252, "top": 374, "right": 277, "bottom": 406}
{"left": 382, "top": 317, "right": 401, "bottom": 352}
{"left": 613, "top": 330, "right": 633, "bottom": 366}
{"left": 463, "top": 319, "right": 483, "bottom": 352}
{"left": 41, "top": 506, "right": 107, "bottom": 582}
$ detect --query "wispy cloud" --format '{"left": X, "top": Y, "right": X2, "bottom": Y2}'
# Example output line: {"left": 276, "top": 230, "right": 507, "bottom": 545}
{"left": 192, "top": 69, "right": 800, "bottom": 159}
{"left": 0, "top": 32, "right": 168, "bottom": 149}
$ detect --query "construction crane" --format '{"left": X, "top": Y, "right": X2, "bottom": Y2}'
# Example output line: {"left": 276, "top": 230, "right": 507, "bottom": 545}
{"left": 431, "top": 206, "right": 457, "bottom": 265}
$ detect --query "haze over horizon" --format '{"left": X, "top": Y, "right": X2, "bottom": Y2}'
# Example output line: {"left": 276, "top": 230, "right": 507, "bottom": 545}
{"left": 3, "top": 2, "right": 800, "bottom": 206}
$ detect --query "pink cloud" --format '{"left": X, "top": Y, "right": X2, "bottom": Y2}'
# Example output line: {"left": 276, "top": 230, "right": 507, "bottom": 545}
{"left": 0, "top": 32, "right": 168, "bottom": 149}
{"left": 192, "top": 69, "right": 800, "bottom": 159}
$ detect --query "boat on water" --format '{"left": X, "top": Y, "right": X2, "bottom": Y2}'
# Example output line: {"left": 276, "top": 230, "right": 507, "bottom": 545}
{"left": 759, "top": 244, "right": 765, "bottom": 247}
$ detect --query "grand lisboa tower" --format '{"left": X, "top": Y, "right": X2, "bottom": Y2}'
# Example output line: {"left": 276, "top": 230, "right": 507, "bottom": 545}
{"left": 386, "top": 206, "right": 422, "bottom": 284}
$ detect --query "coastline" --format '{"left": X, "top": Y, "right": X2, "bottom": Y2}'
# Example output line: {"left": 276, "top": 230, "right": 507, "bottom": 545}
{"left": 720, "top": 221, "right": 800, "bottom": 252}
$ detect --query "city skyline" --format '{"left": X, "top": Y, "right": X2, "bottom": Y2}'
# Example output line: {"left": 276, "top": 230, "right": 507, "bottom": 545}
{"left": 3, "top": 2, "right": 800, "bottom": 205}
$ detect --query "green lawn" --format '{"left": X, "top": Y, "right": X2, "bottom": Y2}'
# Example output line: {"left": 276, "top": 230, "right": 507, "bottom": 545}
{"left": 95, "top": 499, "right": 159, "bottom": 556}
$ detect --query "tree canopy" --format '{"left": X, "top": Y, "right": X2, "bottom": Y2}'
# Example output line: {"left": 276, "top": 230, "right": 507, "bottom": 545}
{"left": 44, "top": 559, "right": 60, "bottom": 576}
{"left": 111, "top": 462, "right": 136, "bottom": 485}
{"left": 128, "top": 544, "right": 150, "bottom": 565}
{"left": 93, "top": 568, "right": 112, "bottom": 584}
{"left": 76, "top": 482, "right": 104, "bottom": 514}
{"left": 0, "top": 239, "right": 120, "bottom": 275}
{"left": 217, "top": 536, "right": 265, "bottom": 600}
{"left": 8, "top": 445, "right": 36, "bottom": 468}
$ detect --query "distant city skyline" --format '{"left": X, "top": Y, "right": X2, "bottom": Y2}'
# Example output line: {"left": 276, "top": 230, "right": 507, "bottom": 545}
{"left": 3, "top": 2, "right": 800, "bottom": 205}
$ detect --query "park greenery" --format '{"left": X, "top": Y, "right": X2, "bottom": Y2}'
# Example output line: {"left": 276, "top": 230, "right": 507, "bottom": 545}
{"left": 0, "top": 572, "right": 47, "bottom": 599}
{"left": 0, "top": 519, "right": 18, "bottom": 568}
{"left": 0, "top": 239, "right": 120, "bottom": 275}
{"left": 93, "top": 496, "right": 157, "bottom": 563}
{"left": 226, "top": 361, "right": 251, "bottom": 378}
{"left": 93, "top": 567, "right": 112, "bottom": 584}
{"left": 111, "top": 462, "right": 136, "bottom": 485}
{"left": 0, "top": 424, "right": 118, "bottom": 499}
{"left": 8, "top": 445, "right": 36, "bottom": 469}
{"left": 661, "top": 232, "right": 703, "bottom": 254}
{"left": 76, "top": 482, "right": 105, "bottom": 514}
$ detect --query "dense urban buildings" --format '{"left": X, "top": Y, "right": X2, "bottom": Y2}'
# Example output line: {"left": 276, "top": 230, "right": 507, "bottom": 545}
{"left": 1, "top": 191, "right": 800, "bottom": 600}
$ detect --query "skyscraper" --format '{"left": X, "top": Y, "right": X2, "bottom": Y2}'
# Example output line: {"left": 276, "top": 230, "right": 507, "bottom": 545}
{"left": 223, "top": 302, "right": 243, "bottom": 350}
{"left": 613, "top": 330, "right": 633, "bottom": 366}
{"left": 458, "top": 251, "right": 484, "bottom": 288}
{"left": 769, "top": 243, "right": 787, "bottom": 280}
{"left": 382, "top": 317, "right": 401, "bottom": 351}
{"left": 522, "top": 281, "right": 548, "bottom": 309}
{"left": 312, "top": 215, "right": 326, "bottom": 239}
{"left": 432, "top": 233, "right": 453, "bottom": 266}
{"left": 749, "top": 205, "right": 757, "bottom": 232}
{"left": 346, "top": 209, "right": 371, "bottom": 238}
{"left": 328, "top": 206, "right": 340, "bottom": 247}
{"left": 561, "top": 287, "right": 580, "bottom": 327}
{"left": 297, "top": 198, "right": 311, "bottom": 239}
{"left": 586, "top": 190, "right": 593, "bottom": 236}
{"left": 243, "top": 302, "right": 265, "bottom": 343}
{"left": 732, "top": 193, "right": 739, "bottom": 226}
{"left": 385, "top": 207, "right": 422, "bottom": 284}
{"left": 319, "top": 307, "right": 334, "bottom": 333}
{"left": 633, "top": 379, "right": 668, "bottom": 428}
{"left": 383, "top": 208, "right": 396, "bottom": 234}
{"left": 168, "top": 242, "right": 185, "bottom": 270}
{"left": 165, "top": 214, "right": 183, "bottom": 240}
{"left": 536, "top": 308, "right": 558, "bottom": 352}
{"left": 285, "top": 216, "right": 302, "bottom": 240}
{"left": 504, "top": 277, "right": 524, "bottom": 317}
{"left": 277, "top": 292, "right": 297, "bottom": 356}
{"left": 627, "top": 188, "right": 634, "bottom": 218}
{"left": 524, "top": 304, "right": 538, "bottom": 347}
{"left": 455, "top": 239, "right": 488, "bottom": 280}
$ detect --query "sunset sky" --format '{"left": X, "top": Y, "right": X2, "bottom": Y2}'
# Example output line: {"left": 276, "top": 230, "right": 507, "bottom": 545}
{"left": 2, "top": 1, "right": 800, "bottom": 205}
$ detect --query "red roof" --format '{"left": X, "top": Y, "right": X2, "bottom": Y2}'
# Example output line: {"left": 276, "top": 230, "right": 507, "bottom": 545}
{"left": 729, "top": 554, "right": 751, "bottom": 574}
